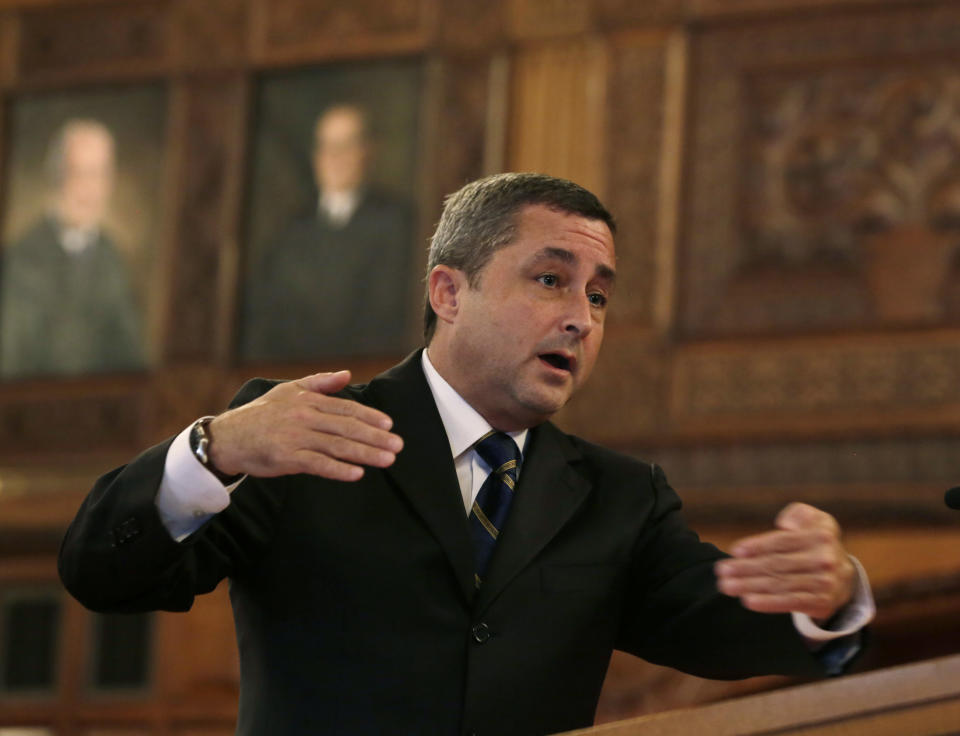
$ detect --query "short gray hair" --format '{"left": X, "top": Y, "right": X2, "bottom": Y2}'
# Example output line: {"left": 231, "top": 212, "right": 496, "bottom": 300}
{"left": 423, "top": 172, "right": 615, "bottom": 343}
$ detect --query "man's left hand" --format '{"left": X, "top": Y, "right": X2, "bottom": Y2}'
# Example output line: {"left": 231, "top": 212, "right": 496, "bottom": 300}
{"left": 714, "top": 502, "right": 856, "bottom": 622}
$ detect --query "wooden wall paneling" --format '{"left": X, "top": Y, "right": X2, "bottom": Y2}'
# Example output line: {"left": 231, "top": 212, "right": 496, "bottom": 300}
{"left": 16, "top": 1, "right": 170, "bottom": 86}
{"left": 249, "top": 0, "right": 433, "bottom": 66}
{"left": 668, "top": 330, "right": 960, "bottom": 438}
{"left": 680, "top": 2, "right": 960, "bottom": 338}
{"left": 424, "top": 55, "right": 493, "bottom": 215}
{"left": 0, "top": 10, "right": 16, "bottom": 87}
{"left": 558, "top": 328, "right": 667, "bottom": 444}
{"left": 507, "top": 0, "right": 593, "bottom": 41}
{"left": 0, "top": 379, "right": 149, "bottom": 459}
{"left": 691, "top": 0, "right": 927, "bottom": 20}
{"left": 152, "top": 584, "right": 238, "bottom": 717}
{"left": 162, "top": 75, "right": 246, "bottom": 365}
{"left": 507, "top": 36, "right": 608, "bottom": 197}
{"left": 434, "top": 0, "right": 505, "bottom": 52}
{"left": 594, "top": 0, "right": 690, "bottom": 27}
{"left": 604, "top": 29, "right": 685, "bottom": 330}
{"left": 171, "top": 0, "right": 247, "bottom": 73}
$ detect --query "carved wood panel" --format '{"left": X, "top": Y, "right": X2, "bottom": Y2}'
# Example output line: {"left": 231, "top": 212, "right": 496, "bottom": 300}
{"left": 507, "top": 0, "right": 592, "bottom": 40}
{"left": 171, "top": 0, "right": 247, "bottom": 71}
{"left": 681, "top": 2, "right": 960, "bottom": 336}
{"left": 672, "top": 334, "right": 960, "bottom": 424}
{"left": 0, "top": 11, "right": 15, "bottom": 88}
{"left": 165, "top": 75, "right": 246, "bottom": 363}
{"left": 604, "top": 33, "right": 671, "bottom": 327}
{"left": 508, "top": 38, "right": 608, "bottom": 196}
{"left": 559, "top": 331, "right": 666, "bottom": 443}
{"left": 0, "top": 383, "right": 147, "bottom": 458}
{"left": 251, "top": 0, "right": 431, "bottom": 62}
{"left": 435, "top": 0, "right": 505, "bottom": 50}
{"left": 17, "top": 1, "right": 168, "bottom": 82}
{"left": 429, "top": 57, "right": 491, "bottom": 209}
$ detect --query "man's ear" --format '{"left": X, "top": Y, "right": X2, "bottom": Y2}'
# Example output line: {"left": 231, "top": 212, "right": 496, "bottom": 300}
{"left": 428, "top": 265, "right": 465, "bottom": 326}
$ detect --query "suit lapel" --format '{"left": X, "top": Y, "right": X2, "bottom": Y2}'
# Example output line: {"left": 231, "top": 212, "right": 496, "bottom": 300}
{"left": 475, "top": 422, "right": 591, "bottom": 614}
{"left": 368, "top": 352, "right": 477, "bottom": 604}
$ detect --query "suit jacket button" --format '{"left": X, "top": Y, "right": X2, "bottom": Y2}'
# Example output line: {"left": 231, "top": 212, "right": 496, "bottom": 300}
{"left": 472, "top": 622, "right": 490, "bottom": 644}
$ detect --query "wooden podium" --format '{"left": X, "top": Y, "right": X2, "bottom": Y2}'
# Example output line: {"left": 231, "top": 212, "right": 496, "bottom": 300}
{"left": 558, "top": 654, "right": 960, "bottom": 735}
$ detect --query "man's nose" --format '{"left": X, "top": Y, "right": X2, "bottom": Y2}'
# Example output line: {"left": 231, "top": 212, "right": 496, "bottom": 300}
{"left": 562, "top": 293, "right": 594, "bottom": 337}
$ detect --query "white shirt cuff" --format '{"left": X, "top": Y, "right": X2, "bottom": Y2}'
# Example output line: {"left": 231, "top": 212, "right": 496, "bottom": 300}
{"left": 791, "top": 556, "right": 875, "bottom": 641}
{"left": 155, "top": 424, "right": 245, "bottom": 542}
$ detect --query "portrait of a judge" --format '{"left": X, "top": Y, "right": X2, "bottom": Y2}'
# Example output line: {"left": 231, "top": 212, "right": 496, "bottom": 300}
{"left": 241, "top": 102, "right": 414, "bottom": 362}
{"left": 0, "top": 118, "right": 144, "bottom": 378}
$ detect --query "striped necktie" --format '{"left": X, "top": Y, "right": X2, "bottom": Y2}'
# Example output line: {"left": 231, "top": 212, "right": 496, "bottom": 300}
{"left": 470, "top": 431, "right": 522, "bottom": 587}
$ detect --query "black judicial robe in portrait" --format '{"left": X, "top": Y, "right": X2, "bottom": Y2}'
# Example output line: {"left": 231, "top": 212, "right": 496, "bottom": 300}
{"left": 0, "top": 216, "right": 144, "bottom": 377}
{"left": 241, "top": 189, "right": 413, "bottom": 362}
{"left": 59, "top": 351, "right": 826, "bottom": 736}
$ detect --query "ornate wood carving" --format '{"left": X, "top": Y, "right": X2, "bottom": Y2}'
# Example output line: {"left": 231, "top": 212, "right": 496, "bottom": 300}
{"left": 681, "top": 3, "right": 960, "bottom": 336}
{"left": 604, "top": 34, "right": 669, "bottom": 326}
{"left": 651, "top": 437, "right": 960, "bottom": 523}
{"left": 671, "top": 335, "right": 960, "bottom": 427}
{"left": 507, "top": 0, "right": 592, "bottom": 40}
{"left": 595, "top": 0, "right": 688, "bottom": 26}
{"left": 165, "top": 75, "right": 246, "bottom": 363}
{"left": 0, "top": 385, "right": 146, "bottom": 457}
{"left": 172, "top": 0, "right": 247, "bottom": 71}
{"left": 435, "top": 0, "right": 505, "bottom": 50}
{"left": 560, "top": 332, "right": 666, "bottom": 443}
{"left": 0, "top": 12, "right": 15, "bottom": 88}
{"left": 252, "top": 0, "right": 430, "bottom": 60}
{"left": 430, "top": 57, "right": 490, "bottom": 207}
{"left": 17, "top": 2, "right": 168, "bottom": 81}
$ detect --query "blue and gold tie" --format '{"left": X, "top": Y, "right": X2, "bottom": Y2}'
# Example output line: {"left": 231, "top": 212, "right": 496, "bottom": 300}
{"left": 470, "top": 431, "right": 522, "bottom": 587}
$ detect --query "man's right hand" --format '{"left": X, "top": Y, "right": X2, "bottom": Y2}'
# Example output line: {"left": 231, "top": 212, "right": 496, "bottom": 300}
{"left": 207, "top": 370, "right": 403, "bottom": 481}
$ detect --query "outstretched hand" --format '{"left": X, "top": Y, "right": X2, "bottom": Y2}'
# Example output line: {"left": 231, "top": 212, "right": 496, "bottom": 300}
{"left": 714, "top": 502, "right": 855, "bottom": 622}
{"left": 207, "top": 370, "right": 403, "bottom": 481}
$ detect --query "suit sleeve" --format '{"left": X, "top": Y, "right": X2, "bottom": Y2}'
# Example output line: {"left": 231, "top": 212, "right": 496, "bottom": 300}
{"left": 58, "top": 379, "right": 284, "bottom": 613}
{"left": 615, "top": 463, "right": 825, "bottom": 680}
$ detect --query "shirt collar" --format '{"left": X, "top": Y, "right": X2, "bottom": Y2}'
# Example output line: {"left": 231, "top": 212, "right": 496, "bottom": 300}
{"left": 421, "top": 349, "right": 527, "bottom": 461}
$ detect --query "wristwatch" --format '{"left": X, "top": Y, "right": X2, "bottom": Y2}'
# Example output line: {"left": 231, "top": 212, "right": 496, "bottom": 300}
{"left": 188, "top": 415, "right": 242, "bottom": 484}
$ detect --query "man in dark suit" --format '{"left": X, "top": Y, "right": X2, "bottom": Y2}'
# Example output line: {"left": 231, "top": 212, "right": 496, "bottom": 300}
{"left": 241, "top": 103, "right": 413, "bottom": 361}
{"left": 60, "top": 173, "right": 872, "bottom": 736}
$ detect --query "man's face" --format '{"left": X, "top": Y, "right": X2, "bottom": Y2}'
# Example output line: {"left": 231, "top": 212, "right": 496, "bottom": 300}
{"left": 313, "top": 107, "right": 370, "bottom": 195}
{"left": 440, "top": 204, "right": 616, "bottom": 431}
{"left": 56, "top": 127, "right": 115, "bottom": 230}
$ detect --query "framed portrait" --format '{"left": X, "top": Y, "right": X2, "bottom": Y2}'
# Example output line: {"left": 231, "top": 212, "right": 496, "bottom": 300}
{"left": 0, "top": 85, "right": 167, "bottom": 379}
{"left": 239, "top": 58, "right": 422, "bottom": 363}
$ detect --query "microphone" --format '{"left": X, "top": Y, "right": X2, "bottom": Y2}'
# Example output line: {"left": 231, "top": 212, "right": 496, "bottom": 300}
{"left": 945, "top": 487, "right": 960, "bottom": 510}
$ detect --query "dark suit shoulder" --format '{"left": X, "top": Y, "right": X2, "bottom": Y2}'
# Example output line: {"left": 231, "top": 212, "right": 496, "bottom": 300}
{"left": 554, "top": 429, "right": 658, "bottom": 489}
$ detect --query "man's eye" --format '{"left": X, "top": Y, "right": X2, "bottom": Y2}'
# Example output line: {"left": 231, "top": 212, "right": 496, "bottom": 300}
{"left": 588, "top": 292, "right": 608, "bottom": 307}
{"left": 537, "top": 274, "right": 559, "bottom": 287}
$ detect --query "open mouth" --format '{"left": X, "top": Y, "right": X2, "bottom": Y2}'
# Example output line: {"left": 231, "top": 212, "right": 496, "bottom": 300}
{"left": 539, "top": 353, "right": 573, "bottom": 372}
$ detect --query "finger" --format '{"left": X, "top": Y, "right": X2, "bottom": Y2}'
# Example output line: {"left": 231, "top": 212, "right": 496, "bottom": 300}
{"left": 298, "top": 391, "right": 395, "bottom": 431}
{"left": 730, "top": 529, "right": 831, "bottom": 558}
{"left": 716, "top": 571, "right": 835, "bottom": 598}
{"left": 296, "top": 370, "right": 353, "bottom": 396}
{"left": 300, "top": 411, "right": 403, "bottom": 453}
{"left": 297, "top": 431, "right": 399, "bottom": 469}
{"left": 290, "top": 449, "right": 366, "bottom": 482}
{"left": 775, "top": 502, "right": 837, "bottom": 534}
{"left": 715, "top": 552, "right": 837, "bottom": 579}
{"left": 736, "top": 592, "right": 838, "bottom": 619}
